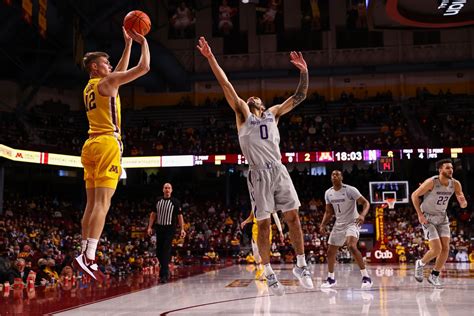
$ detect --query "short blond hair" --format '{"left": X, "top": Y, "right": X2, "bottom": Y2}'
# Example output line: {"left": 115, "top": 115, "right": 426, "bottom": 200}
{"left": 82, "top": 51, "right": 109, "bottom": 73}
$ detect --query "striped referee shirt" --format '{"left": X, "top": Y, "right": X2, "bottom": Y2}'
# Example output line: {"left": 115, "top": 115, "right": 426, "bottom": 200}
{"left": 155, "top": 197, "right": 182, "bottom": 226}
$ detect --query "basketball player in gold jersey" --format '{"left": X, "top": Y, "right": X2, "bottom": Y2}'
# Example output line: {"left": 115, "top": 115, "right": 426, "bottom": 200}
{"left": 75, "top": 27, "right": 150, "bottom": 280}
{"left": 241, "top": 211, "right": 284, "bottom": 280}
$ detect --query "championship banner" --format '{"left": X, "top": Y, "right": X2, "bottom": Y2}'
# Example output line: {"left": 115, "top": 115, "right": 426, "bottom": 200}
{"left": 371, "top": 205, "right": 398, "bottom": 263}
{"left": 38, "top": 0, "right": 47, "bottom": 38}
{"left": 22, "top": 0, "right": 32, "bottom": 24}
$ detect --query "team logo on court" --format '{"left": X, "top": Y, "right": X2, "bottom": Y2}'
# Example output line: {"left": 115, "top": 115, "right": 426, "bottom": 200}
{"left": 226, "top": 280, "right": 253, "bottom": 287}
{"left": 108, "top": 165, "right": 119, "bottom": 173}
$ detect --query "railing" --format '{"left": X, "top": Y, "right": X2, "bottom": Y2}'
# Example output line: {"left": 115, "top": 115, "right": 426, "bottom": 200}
{"left": 175, "top": 42, "right": 472, "bottom": 73}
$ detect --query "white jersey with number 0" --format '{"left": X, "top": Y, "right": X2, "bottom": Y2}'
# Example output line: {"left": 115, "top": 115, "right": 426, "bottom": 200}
{"left": 238, "top": 111, "right": 281, "bottom": 167}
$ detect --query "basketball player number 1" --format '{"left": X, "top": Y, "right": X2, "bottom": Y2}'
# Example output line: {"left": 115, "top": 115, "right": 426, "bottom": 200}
{"left": 260, "top": 125, "right": 268, "bottom": 140}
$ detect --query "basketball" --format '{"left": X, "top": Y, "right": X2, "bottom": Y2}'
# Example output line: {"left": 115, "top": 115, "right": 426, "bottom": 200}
{"left": 123, "top": 10, "right": 151, "bottom": 36}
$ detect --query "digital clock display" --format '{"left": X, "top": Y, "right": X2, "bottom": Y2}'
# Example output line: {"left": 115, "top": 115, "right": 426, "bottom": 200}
{"left": 335, "top": 151, "right": 363, "bottom": 161}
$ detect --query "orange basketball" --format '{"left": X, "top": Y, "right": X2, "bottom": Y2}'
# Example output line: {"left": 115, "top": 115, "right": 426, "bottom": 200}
{"left": 123, "top": 10, "right": 151, "bottom": 36}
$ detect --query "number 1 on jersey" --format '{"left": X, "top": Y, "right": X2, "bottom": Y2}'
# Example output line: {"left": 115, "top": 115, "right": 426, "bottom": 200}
{"left": 260, "top": 124, "right": 268, "bottom": 139}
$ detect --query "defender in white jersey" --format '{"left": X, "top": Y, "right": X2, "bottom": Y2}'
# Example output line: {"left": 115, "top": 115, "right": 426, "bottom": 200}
{"left": 319, "top": 170, "right": 372, "bottom": 289}
{"left": 411, "top": 159, "right": 467, "bottom": 287}
{"left": 197, "top": 36, "right": 313, "bottom": 296}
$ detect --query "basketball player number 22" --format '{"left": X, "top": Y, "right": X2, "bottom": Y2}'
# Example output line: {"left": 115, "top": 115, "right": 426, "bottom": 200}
{"left": 436, "top": 196, "right": 449, "bottom": 205}
{"left": 260, "top": 125, "right": 268, "bottom": 139}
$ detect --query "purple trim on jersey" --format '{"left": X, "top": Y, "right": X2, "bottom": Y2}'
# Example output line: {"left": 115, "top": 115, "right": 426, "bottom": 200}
{"left": 110, "top": 97, "right": 119, "bottom": 133}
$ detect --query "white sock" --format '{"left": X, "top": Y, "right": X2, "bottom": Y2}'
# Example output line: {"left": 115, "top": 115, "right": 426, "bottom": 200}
{"left": 85, "top": 238, "right": 98, "bottom": 261}
{"left": 328, "top": 272, "right": 335, "bottom": 279}
{"left": 360, "top": 269, "right": 369, "bottom": 278}
{"left": 296, "top": 254, "right": 307, "bottom": 267}
{"left": 81, "top": 240, "right": 87, "bottom": 253}
{"left": 264, "top": 263, "right": 275, "bottom": 277}
{"left": 251, "top": 240, "right": 261, "bottom": 263}
{"left": 419, "top": 259, "right": 426, "bottom": 266}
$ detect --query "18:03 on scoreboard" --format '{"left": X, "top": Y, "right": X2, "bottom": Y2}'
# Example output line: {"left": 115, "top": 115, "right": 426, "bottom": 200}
{"left": 335, "top": 151, "right": 363, "bottom": 161}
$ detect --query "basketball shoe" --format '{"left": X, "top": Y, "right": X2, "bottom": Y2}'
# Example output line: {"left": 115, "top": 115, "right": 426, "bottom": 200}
{"left": 427, "top": 273, "right": 442, "bottom": 287}
{"left": 74, "top": 254, "right": 105, "bottom": 281}
{"left": 321, "top": 277, "right": 337, "bottom": 288}
{"left": 266, "top": 273, "right": 285, "bottom": 296}
{"left": 361, "top": 276, "right": 373, "bottom": 289}
{"left": 293, "top": 265, "right": 314, "bottom": 289}
{"left": 414, "top": 259, "right": 424, "bottom": 282}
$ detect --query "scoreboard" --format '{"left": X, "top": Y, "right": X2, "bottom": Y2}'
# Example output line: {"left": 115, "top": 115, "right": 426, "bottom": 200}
{"left": 195, "top": 147, "right": 472, "bottom": 166}
{"left": 1, "top": 144, "right": 472, "bottom": 168}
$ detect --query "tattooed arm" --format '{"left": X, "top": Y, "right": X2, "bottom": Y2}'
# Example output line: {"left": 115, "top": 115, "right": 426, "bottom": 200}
{"left": 269, "top": 51, "right": 309, "bottom": 120}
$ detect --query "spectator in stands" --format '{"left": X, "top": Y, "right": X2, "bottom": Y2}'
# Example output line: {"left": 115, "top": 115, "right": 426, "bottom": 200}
{"left": 218, "top": 0, "right": 237, "bottom": 35}
{"left": 10, "top": 258, "right": 32, "bottom": 283}
{"left": 35, "top": 258, "right": 51, "bottom": 285}
{"left": 170, "top": 1, "right": 196, "bottom": 38}
{"left": 455, "top": 248, "right": 469, "bottom": 262}
{"left": 259, "top": 0, "right": 279, "bottom": 33}
{"left": 469, "top": 250, "right": 474, "bottom": 263}
{"left": 44, "top": 259, "right": 59, "bottom": 282}
{"left": 0, "top": 245, "right": 13, "bottom": 284}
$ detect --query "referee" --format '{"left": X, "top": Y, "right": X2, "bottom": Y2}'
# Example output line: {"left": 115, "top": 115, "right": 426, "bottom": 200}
{"left": 147, "top": 183, "right": 186, "bottom": 283}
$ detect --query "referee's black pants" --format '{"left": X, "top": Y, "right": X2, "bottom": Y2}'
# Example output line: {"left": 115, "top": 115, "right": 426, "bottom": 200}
{"left": 156, "top": 225, "right": 174, "bottom": 279}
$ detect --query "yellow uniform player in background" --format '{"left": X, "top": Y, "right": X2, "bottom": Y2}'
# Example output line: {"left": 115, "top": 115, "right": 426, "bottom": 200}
{"left": 241, "top": 211, "right": 284, "bottom": 280}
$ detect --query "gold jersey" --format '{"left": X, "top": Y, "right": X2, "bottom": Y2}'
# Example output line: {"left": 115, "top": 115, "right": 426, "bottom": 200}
{"left": 83, "top": 78, "right": 121, "bottom": 137}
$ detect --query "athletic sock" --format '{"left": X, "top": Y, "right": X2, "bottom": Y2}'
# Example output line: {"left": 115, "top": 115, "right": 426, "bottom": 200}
{"left": 328, "top": 272, "right": 335, "bottom": 279}
{"left": 419, "top": 259, "right": 426, "bottom": 266}
{"left": 360, "top": 269, "right": 369, "bottom": 278}
{"left": 85, "top": 238, "right": 99, "bottom": 261}
{"left": 264, "top": 263, "right": 275, "bottom": 277}
{"left": 431, "top": 269, "right": 440, "bottom": 277}
{"left": 296, "top": 254, "right": 307, "bottom": 267}
{"left": 81, "top": 240, "right": 87, "bottom": 253}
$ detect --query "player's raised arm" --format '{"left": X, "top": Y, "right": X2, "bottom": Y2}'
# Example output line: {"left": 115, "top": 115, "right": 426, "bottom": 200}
{"left": 269, "top": 51, "right": 308, "bottom": 119}
{"left": 411, "top": 178, "right": 434, "bottom": 224}
{"left": 196, "top": 36, "right": 249, "bottom": 118}
{"left": 454, "top": 180, "right": 468, "bottom": 208}
{"left": 99, "top": 30, "right": 150, "bottom": 96}
{"left": 114, "top": 27, "right": 133, "bottom": 72}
